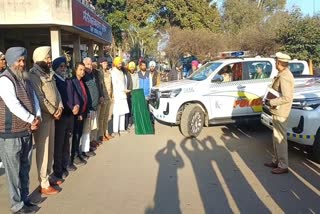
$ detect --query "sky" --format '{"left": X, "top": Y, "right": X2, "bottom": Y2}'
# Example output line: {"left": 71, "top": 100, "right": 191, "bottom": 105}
{"left": 213, "top": 0, "right": 319, "bottom": 16}
{"left": 286, "top": 0, "right": 319, "bottom": 16}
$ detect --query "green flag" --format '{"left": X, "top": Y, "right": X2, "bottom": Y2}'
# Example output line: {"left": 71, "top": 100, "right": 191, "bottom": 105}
{"left": 131, "top": 89, "right": 155, "bottom": 135}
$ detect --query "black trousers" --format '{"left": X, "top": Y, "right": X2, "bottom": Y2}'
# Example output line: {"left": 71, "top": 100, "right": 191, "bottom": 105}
{"left": 53, "top": 115, "right": 74, "bottom": 178}
{"left": 71, "top": 116, "right": 84, "bottom": 162}
{"left": 125, "top": 95, "right": 133, "bottom": 129}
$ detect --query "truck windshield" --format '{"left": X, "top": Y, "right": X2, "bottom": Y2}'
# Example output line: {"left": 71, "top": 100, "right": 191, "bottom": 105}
{"left": 187, "top": 62, "right": 222, "bottom": 81}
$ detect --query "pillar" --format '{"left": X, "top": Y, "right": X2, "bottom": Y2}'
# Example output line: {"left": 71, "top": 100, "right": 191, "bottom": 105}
{"left": 73, "top": 34, "right": 81, "bottom": 67}
{"left": 50, "top": 27, "right": 62, "bottom": 60}
{"left": 87, "top": 40, "right": 94, "bottom": 58}
{"left": 24, "top": 39, "right": 32, "bottom": 70}
{"left": 0, "top": 32, "right": 4, "bottom": 52}
{"left": 98, "top": 43, "right": 104, "bottom": 57}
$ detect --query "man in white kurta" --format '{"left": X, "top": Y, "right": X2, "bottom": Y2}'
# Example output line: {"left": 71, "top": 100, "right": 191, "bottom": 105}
{"left": 111, "top": 57, "right": 129, "bottom": 135}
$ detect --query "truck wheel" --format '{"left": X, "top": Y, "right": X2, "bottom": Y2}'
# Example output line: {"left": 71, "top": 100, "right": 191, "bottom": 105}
{"left": 179, "top": 104, "right": 204, "bottom": 138}
{"left": 312, "top": 129, "right": 320, "bottom": 163}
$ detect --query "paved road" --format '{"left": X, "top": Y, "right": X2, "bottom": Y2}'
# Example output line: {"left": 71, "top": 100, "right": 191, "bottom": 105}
{"left": 1, "top": 122, "right": 320, "bottom": 214}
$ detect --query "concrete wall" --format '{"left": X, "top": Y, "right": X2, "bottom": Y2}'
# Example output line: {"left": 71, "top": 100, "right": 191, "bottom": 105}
{"left": 0, "top": 0, "right": 72, "bottom": 25}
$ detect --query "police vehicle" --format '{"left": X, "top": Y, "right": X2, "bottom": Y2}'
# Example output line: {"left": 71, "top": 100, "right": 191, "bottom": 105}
{"left": 149, "top": 51, "right": 311, "bottom": 137}
{"left": 261, "top": 79, "right": 320, "bottom": 163}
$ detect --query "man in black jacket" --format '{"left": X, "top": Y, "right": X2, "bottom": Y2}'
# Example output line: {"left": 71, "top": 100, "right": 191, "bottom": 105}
{"left": 52, "top": 56, "right": 80, "bottom": 178}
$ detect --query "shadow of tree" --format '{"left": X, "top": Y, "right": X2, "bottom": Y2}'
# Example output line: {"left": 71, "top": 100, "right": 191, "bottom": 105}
{"left": 145, "top": 140, "right": 184, "bottom": 214}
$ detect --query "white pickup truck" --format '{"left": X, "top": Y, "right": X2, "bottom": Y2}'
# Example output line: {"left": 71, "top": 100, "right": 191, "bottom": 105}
{"left": 261, "top": 79, "right": 320, "bottom": 163}
{"left": 149, "top": 56, "right": 311, "bottom": 137}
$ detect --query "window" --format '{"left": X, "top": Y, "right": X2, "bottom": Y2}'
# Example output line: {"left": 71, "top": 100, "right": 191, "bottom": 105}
{"left": 188, "top": 62, "right": 222, "bottom": 81}
{"left": 289, "top": 63, "right": 304, "bottom": 76}
{"left": 243, "top": 61, "right": 272, "bottom": 80}
{"left": 216, "top": 63, "right": 243, "bottom": 82}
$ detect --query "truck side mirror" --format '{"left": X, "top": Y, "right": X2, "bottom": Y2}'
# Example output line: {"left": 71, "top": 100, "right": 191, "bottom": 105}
{"left": 211, "top": 75, "right": 224, "bottom": 83}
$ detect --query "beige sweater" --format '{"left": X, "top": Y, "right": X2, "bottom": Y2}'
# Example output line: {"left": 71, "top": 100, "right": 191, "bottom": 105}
{"left": 29, "top": 64, "right": 63, "bottom": 119}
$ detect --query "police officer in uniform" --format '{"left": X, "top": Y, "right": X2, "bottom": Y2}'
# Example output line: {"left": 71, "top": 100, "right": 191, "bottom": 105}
{"left": 264, "top": 52, "right": 294, "bottom": 174}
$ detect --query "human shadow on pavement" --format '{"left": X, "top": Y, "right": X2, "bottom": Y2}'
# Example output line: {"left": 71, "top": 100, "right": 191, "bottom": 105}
{"left": 180, "top": 136, "right": 269, "bottom": 213}
{"left": 145, "top": 140, "right": 184, "bottom": 214}
{"left": 223, "top": 124, "right": 320, "bottom": 213}
{"left": 28, "top": 186, "right": 47, "bottom": 208}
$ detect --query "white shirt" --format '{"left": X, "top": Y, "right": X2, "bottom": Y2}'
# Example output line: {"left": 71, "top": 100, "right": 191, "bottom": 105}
{"left": 0, "top": 76, "right": 41, "bottom": 124}
{"left": 111, "top": 67, "right": 127, "bottom": 100}
{"left": 110, "top": 67, "right": 129, "bottom": 115}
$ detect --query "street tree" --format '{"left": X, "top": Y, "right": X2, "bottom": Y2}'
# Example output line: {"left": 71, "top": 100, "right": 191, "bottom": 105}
{"left": 151, "top": 0, "right": 221, "bottom": 32}
{"left": 277, "top": 10, "right": 320, "bottom": 66}
{"left": 96, "top": 0, "right": 128, "bottom": 48}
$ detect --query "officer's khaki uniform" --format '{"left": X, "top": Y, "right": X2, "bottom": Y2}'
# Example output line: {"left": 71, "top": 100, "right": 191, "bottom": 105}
{"left": 98, "top": 69, "right": 113, "bottom": 137}
{"left": 269, "top": 68, "right": 294, "bottom": 169}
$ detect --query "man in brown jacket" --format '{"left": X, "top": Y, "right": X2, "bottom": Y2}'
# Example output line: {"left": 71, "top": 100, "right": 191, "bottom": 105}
{"left": 29, "top": 46, "right": 63, "bottom": 195}
{"left": 264, "top": 52, "right": 294, "bottom": 174}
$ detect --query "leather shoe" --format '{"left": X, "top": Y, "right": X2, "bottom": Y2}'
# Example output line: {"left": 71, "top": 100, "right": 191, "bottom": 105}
{"left": 24, "top": 200, "right": 37, "bottom": 207}
{"left": 67, "top": 164, "right": 77, "bottom": 171}
{"left": 91, "top": 140, "right": 100, "bottom": 147}
{"left": 62, "top": 170, "right": 69, "bottom": 179}
{"left": 74, "top": 156, "right": 87, "bottom": 166}
{"left": 14, "top": 205, "right": 35, "bottom": 214}
{"left": 271, "top": 167, "right": 289, "bottom": 174}
{"left": 79, "top": 154, "right": 88, "bottom": 160}
{"left": 50, "top": 179, "right": 63, "bottom": 186}
{"left": 264, "top": 162, "right": 278, "bottom": 168}
{"left": 82, "top": 152, "right": 96, "bottom": 157}
{"left": 105, "top": 134, "right": 114, "bottom": 140}
{"left": 90, "top": 146, "right": 97, "bottom": 151}
{"left": 40, "top": 186, "right": 59, "bottom": 195}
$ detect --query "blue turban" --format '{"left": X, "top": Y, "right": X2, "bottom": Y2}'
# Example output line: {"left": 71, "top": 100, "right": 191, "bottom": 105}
{"left": 5, "top": 47, "right": 27, "bottom": 67}
{"left": 52, "top": 56, "right": 67, "bottom": 71}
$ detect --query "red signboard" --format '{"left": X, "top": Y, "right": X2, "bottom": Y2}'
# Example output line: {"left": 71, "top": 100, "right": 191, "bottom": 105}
{"left": 72, "top": 0, "right": 112, "bottom": 43}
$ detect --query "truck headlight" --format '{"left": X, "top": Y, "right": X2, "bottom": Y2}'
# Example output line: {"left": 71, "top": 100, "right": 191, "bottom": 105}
{"left": 160, "top": 88, "right": 182, "bottom": 98}
{"left": 292, "top": 98, "right": 320, "bottom": 110}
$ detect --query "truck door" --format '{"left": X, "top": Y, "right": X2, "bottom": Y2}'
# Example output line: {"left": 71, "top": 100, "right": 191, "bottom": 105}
{"left": 240, "top": 61, "right": 274, "bottom": 115}
{"left": 208, "top": 62, "right": 248, "bottom": 120}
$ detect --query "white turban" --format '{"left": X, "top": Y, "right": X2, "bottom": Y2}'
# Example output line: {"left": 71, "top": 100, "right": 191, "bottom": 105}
{"left": 149, "top": 61, "right": 156, "bottom": 68}
{"left": 33, "top": 46, "right": 51, "bottom": 62}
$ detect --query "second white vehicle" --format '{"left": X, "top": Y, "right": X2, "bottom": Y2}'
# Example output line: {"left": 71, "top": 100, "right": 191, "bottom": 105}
{"left": 261, "top": 80, "right": 320, "bottom": 163}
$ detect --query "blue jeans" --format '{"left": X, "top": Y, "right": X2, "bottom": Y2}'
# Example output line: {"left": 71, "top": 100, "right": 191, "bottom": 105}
{"left": 0, "top": 135, "right": 33, "bottom": 212}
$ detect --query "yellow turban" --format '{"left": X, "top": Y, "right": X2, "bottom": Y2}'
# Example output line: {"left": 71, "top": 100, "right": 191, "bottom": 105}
{"left": 128, "top": 61, "right": 136, "bottom": 70}
{"left": 113, "top": 57, "right": 123, "bottom": 67}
